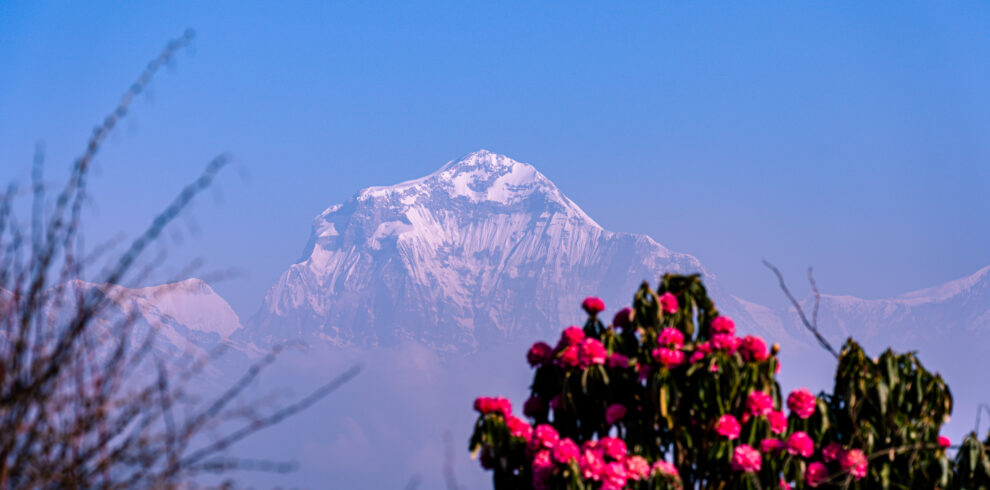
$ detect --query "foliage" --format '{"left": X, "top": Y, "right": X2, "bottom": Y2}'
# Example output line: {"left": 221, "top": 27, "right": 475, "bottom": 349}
{"left": 469, "top": 273, "right": 990, "bottom": 489}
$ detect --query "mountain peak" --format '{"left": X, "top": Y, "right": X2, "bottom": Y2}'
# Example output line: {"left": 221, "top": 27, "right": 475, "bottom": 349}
{"left": 351, "top": 150, "right": 599, "bottom": 227}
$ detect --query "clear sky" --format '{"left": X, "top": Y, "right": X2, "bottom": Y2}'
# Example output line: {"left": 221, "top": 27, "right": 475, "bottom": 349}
{"left": 2, "top": 1, "right": 989, "bottom": 318}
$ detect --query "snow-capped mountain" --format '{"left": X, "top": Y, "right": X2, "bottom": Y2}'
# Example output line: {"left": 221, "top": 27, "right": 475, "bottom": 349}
{"left": 241, "top": 150, "right": 784, "bottom": 351}
{"left": 45, "top": 278, "right": 242, "bottom": 357}
{"left": 787, "top": 265, "right": 990, "bottom": 358}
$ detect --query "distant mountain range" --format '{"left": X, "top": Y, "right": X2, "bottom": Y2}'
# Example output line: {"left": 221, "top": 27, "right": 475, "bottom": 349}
{"left": 235, "top": 150, "right": 789, "bottom": 351}
{"left": 37, "top": 150, "right": 987, "bottom": 377}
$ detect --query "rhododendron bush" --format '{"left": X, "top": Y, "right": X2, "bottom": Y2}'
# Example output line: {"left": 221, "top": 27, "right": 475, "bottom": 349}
{"left": 469, "top": 274, "right": 990, "bottom": 489}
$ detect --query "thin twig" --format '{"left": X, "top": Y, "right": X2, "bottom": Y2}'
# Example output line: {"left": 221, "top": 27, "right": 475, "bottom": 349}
{"left": 762, "top": 260, "right": 838, "bottom": 359}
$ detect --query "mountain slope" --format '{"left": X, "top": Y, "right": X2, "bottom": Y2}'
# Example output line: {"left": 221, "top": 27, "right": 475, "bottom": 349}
{"left": 242, "top": 150, "right": 782, "bottom": 351}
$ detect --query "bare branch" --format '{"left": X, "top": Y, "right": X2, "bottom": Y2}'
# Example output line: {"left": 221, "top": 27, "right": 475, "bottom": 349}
{"left": 762, "top": 260, "right": 838, "bottom": 359}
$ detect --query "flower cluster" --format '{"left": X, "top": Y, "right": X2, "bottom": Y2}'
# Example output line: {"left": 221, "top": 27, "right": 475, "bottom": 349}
{"left": 468, "top": 278, "right": 921, "bottom": 489}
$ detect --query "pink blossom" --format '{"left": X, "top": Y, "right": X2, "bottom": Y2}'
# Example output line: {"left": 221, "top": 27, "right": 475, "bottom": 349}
{"left": 605, "top": 403, "right": 627, "bottom": 425}
{"left": 552, "top": 438, "right": 579, "bottom": 463}
{"left": 612, "top": 307, "right": 633, "bottom": 329}
{"left": 600, "top": 436, "right": 627, "bottom": 460}
{"left": 696, "top": 341, "right": 713, "bottom": 355}
{"left": 711, "top": 334, "right": 741, "bottom": 353}
{"left": 740, "top": 335, "right": 769, "bottom": 362}
{"left": 532, "top": 450, "right": 554, "bottom": 489}
{"left": 806, "top": 461, "right": 829, "bottom": 487}
{"left": 560, "top": 326, "right": 585, "bottom": 346}
{"left": 606, "top": 353, "right": 629, "bottom": 369}
{"left": 715, "top": 414, "right": 741, "bottom": 440}
{"left": 768, "top": 410, "right": 787, "bottom": 434}
{"left": 533, "top": 424, "right": 559, "bottom": 450}
{"left": 787, "top": 388, "right": 817, "bottom": 419}
{"left": 506, "top": 415, "right": 533, "bottom": 440}
{"left": 652, "top": 460, "right": 679, "bottom": 478}
{"left": 821, "top": 442, "right": 842, "bottom": 462}
{"left": 579, "top": 448, "right": 605, "bottom": 481}
{"left": 689, "top": 351, "right": 706, "bottom": 364}
{"left": 761, "top": 438, "right": 784, "bottom": 453}
{"left": 523, "top": 395, "right": 547, "bottom": 418}
{"left": 527, "top": 342, "right": 554, "bottom": 367}
{"left": 659, "top": 292, "right": 679, "bottom": 314}
{"left": 558, "top": 344, "right": 580, "bottom": 368}
{"left": 653, "top": 347, "right": 685, "bottom": 368}
{"left": 840, "top": 448, "right": 868, "bottom": 479}
{"left": 780, "top": 477, "right": 792, "bottom": 490}
{"left": 747, "top": 390, "right": 774, "bottom": 417}
{"left": 579, "top": 338, "right": 608, "bottom": 366}
{"left": 473, "top": 396, "right": 512, "bottom": 416}
{"left": 601, "top": 461, "right": 628, "bottom": 490}
{"left": 658, "top": 327, "right": 685, "bottom": 347}
{"left": 786, "top": 431, "right": 814, "bottom": 458}
{"left": 939, "top": 436, "right": 951, "bottom": 448}
{"left": 711, "top": 316, "right": 736, "bottom": 336}
{"left": 582, "top": 297, "right": 606, "bottom": 315}
{"left": 731, "top": 444, "right": 762, "bottom": 472}
{"left": 625, "top": 456, "right": 650, "bottom": 480}
{"left": 710, "top": 361, "right": 719, "bottom": 373}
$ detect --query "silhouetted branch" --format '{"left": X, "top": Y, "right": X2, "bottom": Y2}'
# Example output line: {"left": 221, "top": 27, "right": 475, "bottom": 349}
{"left": 762, "top": 260, "right": 838, "bottom": 359}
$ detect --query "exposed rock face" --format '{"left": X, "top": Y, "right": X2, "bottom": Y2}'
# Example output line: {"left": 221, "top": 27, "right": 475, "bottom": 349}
{"left": 242, "top": 150, "right": 777, "bottom": 351}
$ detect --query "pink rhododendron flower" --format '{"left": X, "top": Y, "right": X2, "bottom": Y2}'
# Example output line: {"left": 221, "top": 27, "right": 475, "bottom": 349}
{"left": 740, "top": 335, "right": 769, "bottom": 362}
{"left": 612, "top": 307, "right": 633, "bottom": 329}
{"left": 558, "top": 344, "right": 581, "bottom": 368}
{"left": 606, "top": 353, "right": 629, "bottom": 369}
{"left": 715, "top": 414, "right": 741, "bottom": 440}
{"left": 552, "top": 438, "right": 579, "bottom": 463}
{"left": 821, "top": 442, "right": 842, "bottom": 462}
{"left": 560, "top": 326, "right": 585, "bottom": 346}
{"left": 527, "top": 342, "right": 553, "bottom": 367}
{"left": 689, "top": 351, "right": 706, "bottom": 364}
{"left": 840, "top": 448, "right": 868, "bottom": 479}
{"left": 787, "top": 388, "right": 817, "bottom": 419}
{"left": 601, "top": 461, "right": 628, "bottom": 490}
{"left": 731, "top": 444, "right": 762, "bottom": 472}
{"left": 761, "top": 438, "right": 784, "bottom": 453}
{"left": 711, "top": 316, "right": 736, "bottom": 336}
{"left": 711, "top": 334, "right": 741, "bottom": 353}
{"left": 532, "top": 450, "right": 554, "bottom": 489}
{"left": 768, "top": 409, "right": 787, "bottom": 434}
{"left": 786, "top": 431, "right": 814, "bottom": 458}
{"left": 806, "top": 461, "right": 828, "bottom": 487}
{"left": 506, "top": 415, "right": 533, "bottom": 440}
{"left": 582, "top": 297, "right": 606, "bottom": 315}
{"left": 653, "top": 347, "right": 685, "bottom": 367}
{"left": 780, "top": 477, "right": 792, "bottom": 490}
{"left": 473, "top": 396, "right": 511, "bottom": 416}
{"left": 652, "top": 460, "right": 679, "bottom": 478}
{"left": 625, "top": 456, "right": 650, "bottom": 480}
{"left": 659, "top": 292, "right": 679, "bottom": 314}
{"left": 524, "top": 395, "right": 547, "bottom": 418}
{"left": 710, "top": 361, "right": 719, "bottom": 373}
{"left": 533, "top": 424, "right": 559, "bottom": 450}
{"left": 579, "top": 448, "right": 605, "bottom": 481}
{"left": 747, "top": 390, "right": 774, "bottom": 417}
{"left": 600, "top": 436, "right": 627, "bottom": 460}
{"left": 939, "top": 436, "right": 951, "bottom": 448}
{"left": 658, "top": 327, "right": 685, "bottom": 347}
{"left": 605, "top": 403, "right": 627, "bottom": 425}
{"left": 579, "top": 338, "right": 608, "bottom": 366}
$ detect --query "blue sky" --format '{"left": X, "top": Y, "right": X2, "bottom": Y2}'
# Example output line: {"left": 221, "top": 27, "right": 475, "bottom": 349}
{"left": 2, "top": 1, "right": 989, "bottom": 317}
